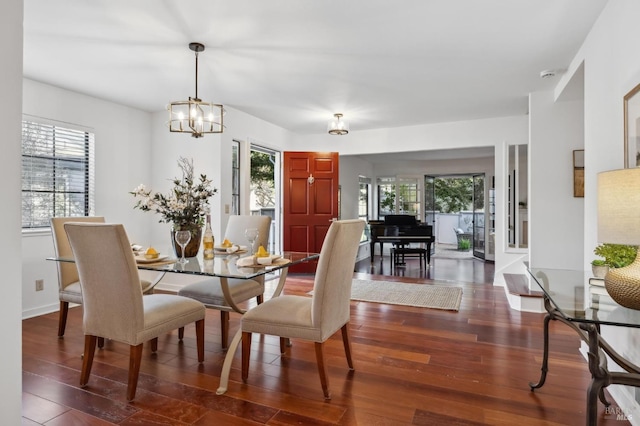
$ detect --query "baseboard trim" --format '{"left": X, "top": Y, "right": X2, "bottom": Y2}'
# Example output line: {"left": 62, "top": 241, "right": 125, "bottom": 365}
{"left": 22, "top": 302, "right": 79, "bottom": 320}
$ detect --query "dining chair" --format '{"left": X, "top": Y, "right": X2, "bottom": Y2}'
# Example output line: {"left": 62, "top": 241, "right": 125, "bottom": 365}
{"left": 241, "top": 219, "right": 365, "bottom": 399}
{"left": 178, "top": 215, "right": 272, "bottom": 349}
{"left": 50, "top": 217, "right": 162, "bottom": 339}
{"left": 64, "top": 223, "right": 206, "bottom": 401}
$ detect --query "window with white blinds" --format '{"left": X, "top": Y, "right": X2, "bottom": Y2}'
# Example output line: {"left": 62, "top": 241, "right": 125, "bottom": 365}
{"left": 21, "top": 120, "right": 95, "bottom": 228}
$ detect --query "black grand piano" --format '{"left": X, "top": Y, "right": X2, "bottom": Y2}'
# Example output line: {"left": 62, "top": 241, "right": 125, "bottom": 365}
{"left": 368, "top": 215, "right": 434, "bottom": 265}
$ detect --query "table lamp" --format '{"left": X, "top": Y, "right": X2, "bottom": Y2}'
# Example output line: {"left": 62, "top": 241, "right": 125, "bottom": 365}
{"left": 598, "top": 168, "right": 640, "bottom": 309}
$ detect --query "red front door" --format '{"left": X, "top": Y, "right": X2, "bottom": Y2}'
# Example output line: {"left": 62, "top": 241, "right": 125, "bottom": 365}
{"left": 283, "top": 151, "right": 339, "bottom": 273}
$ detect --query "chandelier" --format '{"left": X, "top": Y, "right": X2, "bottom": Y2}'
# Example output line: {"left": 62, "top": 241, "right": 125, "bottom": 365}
{"left": 168, "top": 42, "right": 224, "bottom": 137}
{"left": 327, "top": 113, "right": 349, "bottom": 135}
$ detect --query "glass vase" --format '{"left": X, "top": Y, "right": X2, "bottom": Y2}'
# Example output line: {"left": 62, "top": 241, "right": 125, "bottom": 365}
{"left": 171, "top": 224, "right": 202, "bottom": 258}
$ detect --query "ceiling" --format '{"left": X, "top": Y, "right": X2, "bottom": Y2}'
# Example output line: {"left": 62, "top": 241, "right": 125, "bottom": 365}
{"left": 23, "top": 0, "right": 607, "bottom": 136}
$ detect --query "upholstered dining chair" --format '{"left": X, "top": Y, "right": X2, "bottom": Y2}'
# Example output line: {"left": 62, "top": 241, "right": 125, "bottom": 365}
{"left": 50, "top": 216, "right": 161, "bottom": 339}
{"left": 64, "top": 223, "right": 206, "bottom": 401}
{"left": 241, "top": 219, "right": 365, "bottom": 399}
{"left": 178, "top": 215, "right": 272, "bottom": 349}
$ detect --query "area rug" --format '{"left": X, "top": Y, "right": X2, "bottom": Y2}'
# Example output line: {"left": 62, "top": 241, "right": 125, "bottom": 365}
{"left": 349, "top": 279, "right": 462, "bottom": 311}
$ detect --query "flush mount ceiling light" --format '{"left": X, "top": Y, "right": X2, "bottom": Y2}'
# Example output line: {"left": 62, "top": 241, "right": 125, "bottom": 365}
{"left": 327, "top": 113, "right": 349, "bottom": 135}
{"left": 167, "top": 42, "right": 224, "bottom": 137}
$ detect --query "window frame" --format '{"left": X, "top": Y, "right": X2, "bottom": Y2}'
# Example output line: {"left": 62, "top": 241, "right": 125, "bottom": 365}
{"left": 377, "top": 176, "right": 396, "bottom": 219}
{"left": 358, "top": 176, "right": 370, "bottom": 221}
{"left": 21, "top": 117, "right": 95, "bottom": 230}
{"left": 231, "top": 140, "right": 240, "bottom": 215}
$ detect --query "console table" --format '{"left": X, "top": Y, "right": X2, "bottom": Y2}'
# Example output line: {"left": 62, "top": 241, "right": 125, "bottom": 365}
{"left": 527, "top": 267, "right": 640, "bottom": 425}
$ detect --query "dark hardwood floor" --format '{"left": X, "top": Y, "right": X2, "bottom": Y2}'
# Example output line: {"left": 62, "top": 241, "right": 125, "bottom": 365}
{"left": 22, "top": 254, "right": 628, "bottom": 425}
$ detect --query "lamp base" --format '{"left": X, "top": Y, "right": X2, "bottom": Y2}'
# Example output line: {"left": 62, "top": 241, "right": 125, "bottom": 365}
{"left": 605, "top": 250, "right": 640, "bottom": 310}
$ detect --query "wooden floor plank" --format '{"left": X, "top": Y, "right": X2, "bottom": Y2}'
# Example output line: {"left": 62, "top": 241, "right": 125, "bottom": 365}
{"left": 22, "top": 254, "right": 630, "bottom": 425}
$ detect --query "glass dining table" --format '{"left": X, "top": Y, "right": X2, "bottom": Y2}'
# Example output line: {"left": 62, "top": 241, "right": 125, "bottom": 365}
{"left": 49, "top": 249, "right": 320, "bottom": 395}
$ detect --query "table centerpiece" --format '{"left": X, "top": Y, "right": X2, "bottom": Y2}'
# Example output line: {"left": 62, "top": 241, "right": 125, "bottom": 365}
{"left": 131, "top": 157, "right": 217, "bottom": 257}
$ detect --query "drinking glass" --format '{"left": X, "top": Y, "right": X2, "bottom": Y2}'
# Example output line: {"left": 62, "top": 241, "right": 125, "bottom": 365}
{"left": 175, "top": 230, "right": 191, "bottom": 264}
{"left": 245, "top": 228, "right": 259, "bottom": 255}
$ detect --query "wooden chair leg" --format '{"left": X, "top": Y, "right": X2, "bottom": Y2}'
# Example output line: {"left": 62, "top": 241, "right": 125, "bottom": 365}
{"left": 150, "top": 337, "right": 158, "bottom": 352}
{"left": 241, "top": 332, "right": 252, "bottom": 382}
{"left": 80, "top": 335, "right": 97, "bottom": 388}
{"left": 341, "top": 324, "right": 355, "bottom": 370}
{"left": 178, "top": 327, "right": 184, "bottom": 340}
{"left": 256, "top": 294, "right": 264, "bottom": 304}
{"left": 279, "top": 337, "right": 287, "bottom": 354}
{"left": 97, "top": 337, "right": 105, "bottom": 348}
{"left": 127, "top": 344, "right": 144, "bottom": 401}
{"left": 195, "top": 319, "right": 205, "bottom": 362}
{"left": 58, "top": 301, "right": 69, "bottom": 338}
{"left": 221, "top": 311, "right": 229, "bottom": 349}
{"left": 314, "top": 342, "right": 331, "bottom": 400}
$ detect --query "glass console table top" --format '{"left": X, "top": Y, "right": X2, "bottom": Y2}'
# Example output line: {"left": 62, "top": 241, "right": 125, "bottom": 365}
{"left": 527, "top": 267, "right": 640, "bottom": 328}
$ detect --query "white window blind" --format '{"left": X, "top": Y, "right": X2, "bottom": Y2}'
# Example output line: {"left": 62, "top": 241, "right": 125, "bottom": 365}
{"left": 21, "top": 119, "right": 95, "bottom": 228}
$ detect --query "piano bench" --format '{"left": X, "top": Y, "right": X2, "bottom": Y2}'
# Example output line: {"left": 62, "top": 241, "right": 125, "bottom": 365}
{"left": 390, "top": 246, "right": 428, "bottom": 271}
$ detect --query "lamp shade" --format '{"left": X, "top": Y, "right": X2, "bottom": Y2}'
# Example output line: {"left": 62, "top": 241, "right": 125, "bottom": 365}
{"left": 598, "top": 168, "right": 640, "bottom": 245}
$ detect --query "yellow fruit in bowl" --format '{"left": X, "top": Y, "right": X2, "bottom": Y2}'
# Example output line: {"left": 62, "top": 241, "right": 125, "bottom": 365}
{"left": 255, "top": 245, "right": 269, "bottom": 258}
{"left": 221, "top": 239, "right": 233, "bottom": 248}
{"left": 144, "top": 247, "right": 159, "bottom": 259}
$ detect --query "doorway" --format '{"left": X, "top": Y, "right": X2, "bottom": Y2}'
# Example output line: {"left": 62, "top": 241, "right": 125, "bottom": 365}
{"left": 472, "top": 174, "right": 485, "bottom": 259}
{"left": 249, "top": 145, "right": 281, "bottom": 254}
{"left": 282, "top": 151, "right": 339, "bottom": 273}
{"left": 426, "top": 173, "right": 486, "bottom": 261}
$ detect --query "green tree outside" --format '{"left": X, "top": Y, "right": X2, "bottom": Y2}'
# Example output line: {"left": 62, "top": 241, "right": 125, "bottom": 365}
{"left": 434, "top": 177, "right": 473, "bottom": 213}
{"left": 250, "top": 151, "right": 275, "bottom": 208}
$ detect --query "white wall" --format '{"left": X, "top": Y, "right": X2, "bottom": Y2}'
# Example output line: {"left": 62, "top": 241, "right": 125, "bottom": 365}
{"left": 339, "top": 156, "right": 374, "bottom": 220}
{"left": 147, "top": 109, "right": 524, "bottom": 283}
{"left": 550, "top": 1, "right": 640, "bottom": 421}
{"left": 302, "top": 115, "right": 527, "bottom": 156}
{"left": 576, "top": 1, "right": 640, "bottom": 269}
{"left": 21, "top": 79, "right": 153, "bottom": 318}
{"left": 149, "top": 105, "right": 293, "bottom": 247}
{"left": 529, "top": 91, "right": 584, "bottom": 269}
{"left": 147, "top": 106, "right": 294, "bottom": 288}
{"left": 21, "top": 87, "right": 298, "bottom": 308}
{"left": 2, "top": 0, "right": 23, "bottom": 422}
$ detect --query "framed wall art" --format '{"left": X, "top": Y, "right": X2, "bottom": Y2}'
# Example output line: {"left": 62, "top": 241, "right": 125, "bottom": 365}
{"left": 573, "top": 149, "right": 584, "bottom": 197}
{"left": 624, "top": 82, "right": 640, "bottom": 168}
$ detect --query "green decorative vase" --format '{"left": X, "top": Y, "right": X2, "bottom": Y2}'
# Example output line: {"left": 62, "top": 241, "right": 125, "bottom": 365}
{"left": 171, "top": 224, "right": 202, "bottom": 258}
